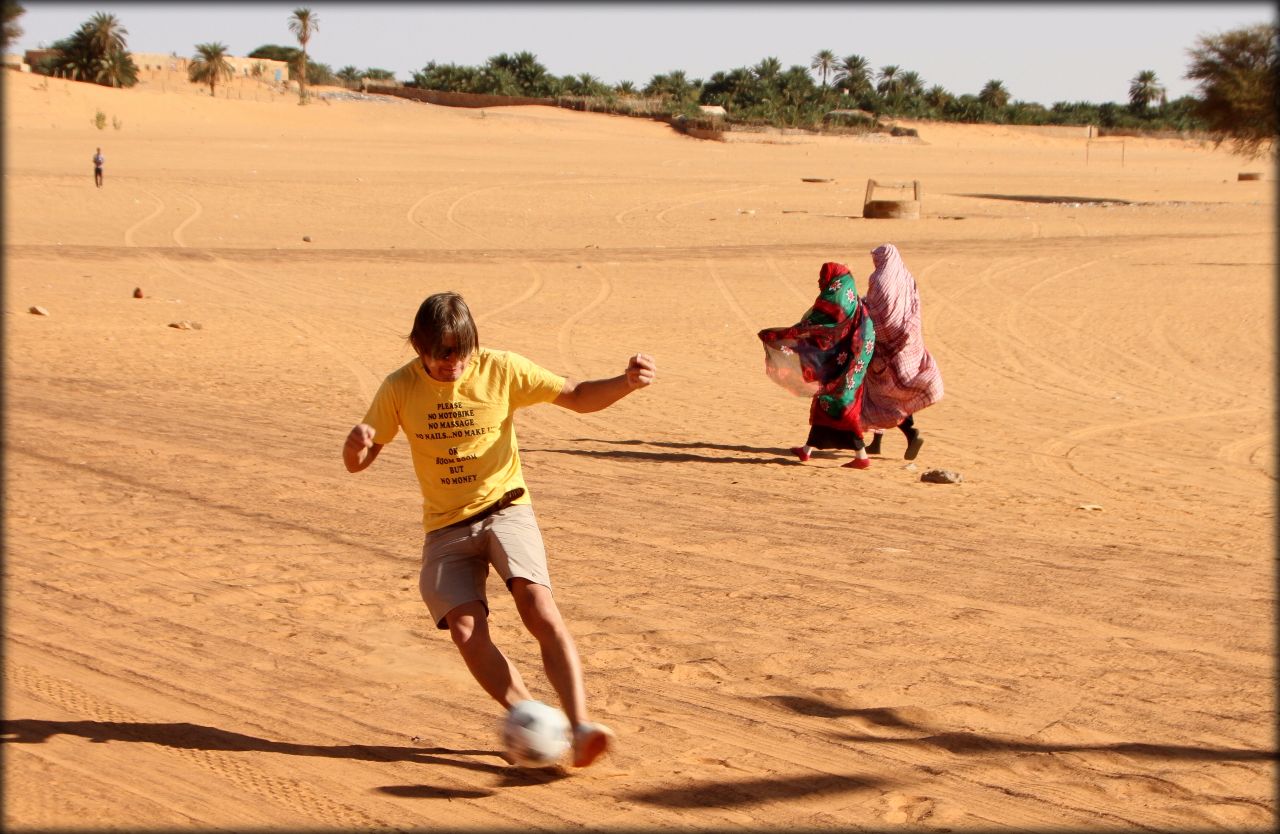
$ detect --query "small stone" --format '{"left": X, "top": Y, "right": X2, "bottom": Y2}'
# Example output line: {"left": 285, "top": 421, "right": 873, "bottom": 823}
{"left": 168, "top": 320, "right": 203, "bottom": 330}
{"left": 302, "top": 235, "right": 312, "bottom": 242}
{"left": 1076, "top": 503, "right": 1103, "bottom": 511}
{"left": 133, "top": 287, "right": 144, "bottom": 298}
{"left": 29, "top": 306, "right": 49, "bottom": 316}
{"left": 920, "top": 468, "right": 962, "bottom": 484}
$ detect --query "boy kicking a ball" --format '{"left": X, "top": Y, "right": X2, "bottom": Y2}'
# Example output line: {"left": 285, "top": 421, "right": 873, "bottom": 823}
{"left": 343, "top": 291, "right": 656, "bottom": 767}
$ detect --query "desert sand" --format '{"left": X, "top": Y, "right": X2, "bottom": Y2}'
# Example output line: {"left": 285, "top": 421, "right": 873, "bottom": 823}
{"left": 3, "top": 69, "right": 1274, "bottom": 831}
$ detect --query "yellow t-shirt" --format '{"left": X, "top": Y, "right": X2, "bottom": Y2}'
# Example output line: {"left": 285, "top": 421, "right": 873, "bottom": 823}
{"left": 362, "top": 348, "right": 566, "bottom": 532}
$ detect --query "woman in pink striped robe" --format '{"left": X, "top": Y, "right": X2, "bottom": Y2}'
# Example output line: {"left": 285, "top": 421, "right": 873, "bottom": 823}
{"left": 859, "top": 244, "right": 943, "bottom": 459}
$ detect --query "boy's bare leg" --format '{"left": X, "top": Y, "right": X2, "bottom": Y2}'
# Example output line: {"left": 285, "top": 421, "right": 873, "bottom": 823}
{"left": 446, "top": 601, "right": 532, "bottom": 709}
{"left": 509, "top": 579, "right": 585, "bottom": 723}
{"left": 510, "top": 579, "right": 613, "bottom": 766}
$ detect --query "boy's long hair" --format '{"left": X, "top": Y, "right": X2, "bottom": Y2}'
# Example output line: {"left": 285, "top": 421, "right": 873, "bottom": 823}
{"left": 407, "top": 292, "right": 479, "bottom": 359}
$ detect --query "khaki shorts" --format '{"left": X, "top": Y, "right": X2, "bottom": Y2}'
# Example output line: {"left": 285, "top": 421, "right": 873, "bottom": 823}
{"left": 420, "top": 504, "right": 551, "bottom": 629}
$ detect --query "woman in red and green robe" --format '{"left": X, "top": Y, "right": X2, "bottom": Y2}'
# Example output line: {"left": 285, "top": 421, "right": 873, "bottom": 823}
{"left": 757, "top": 261, "right": 877, "bottom": 469}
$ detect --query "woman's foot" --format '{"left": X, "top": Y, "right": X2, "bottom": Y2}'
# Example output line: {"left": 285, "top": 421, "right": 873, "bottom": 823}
{"left": 842, "top": 456, "right": 871, "bottom": 469}
{"left": 790, "top": 446, "right": 812, "bottom": 462}
{"left": 904, "top": 431, "right": 924, "bottom": 460}
{"left": 865, "top": 433, "right": 883, "bottom": 455}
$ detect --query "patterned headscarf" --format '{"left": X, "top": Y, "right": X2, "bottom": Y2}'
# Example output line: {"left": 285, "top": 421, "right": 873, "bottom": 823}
{"left": 758, "top": 262, "right": 876, "bottom": 431}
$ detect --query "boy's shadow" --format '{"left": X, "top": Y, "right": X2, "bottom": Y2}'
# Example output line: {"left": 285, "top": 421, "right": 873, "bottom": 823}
{"left": 2, "top": 718, "right": 568, "bottom": 795}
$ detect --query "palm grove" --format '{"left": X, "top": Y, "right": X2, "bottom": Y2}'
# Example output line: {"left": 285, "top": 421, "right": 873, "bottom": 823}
{"left": 5, "top": 1, "right": 1275, "bottom": 159}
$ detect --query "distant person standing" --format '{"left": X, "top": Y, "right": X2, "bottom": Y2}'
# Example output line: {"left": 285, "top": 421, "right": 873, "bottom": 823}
{"left": 92, "top": 148, "right": 104, "bottom": 188}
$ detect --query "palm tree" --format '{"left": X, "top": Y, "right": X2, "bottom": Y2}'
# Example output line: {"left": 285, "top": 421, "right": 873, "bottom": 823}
{"left": 753, "top": 56, "right": 782, "bottom": 85}
{"left": 576, "top": 72, "right": 606, "bottom": 97}
{"left": 477, "top": 64, "right": 519, "bottom": 96}
{"left": 874, "top": 65, "right": 901, "bottom": 112}
{"left": 94, "top": 43, "right": 137, "bottom": 87}
{"left": 483, "top": 51, "right": 550, "bottom": 96}
{"left": 49, "top": 31, "right": 93, "bottom": 80}
{"left": 84, "top": 11, "right": 126, "bottom": 58}
{"left": 1128, "top": 69, "right": 1165, "bottom": 111}
{"left": 898, "top": 71, "right": 924, "bottom": 97}
{"left": 834, "top": 54, "right": 871, "bottom": 97}
{"left": 876, "top": 65, "right": 901, "bottom": 97}
{"left": 336, "top": 65, "right": 360, "bottom": 84}
{"left": 810, "top": 48, "right": 836, "bottom": 88}
{"left": 614, "top": 79, "right": 637, "bottom": 96}
{"left": 978, "top": 79, "right": 1010, "bottom": 109}
{"left": 510, "top": 51, "right": 549, "bottom": 95}
{"left": 413, "top": 61, "right": 479, "bottom": 93}
{"left": 49, "top": 13, "right": 137, "bottom": 87}
{"left": 924, "top": 84, "right": 952, "bottom": 112}
{"left": 645, "top": 69, "right": 695, "bottom": 103}
{"left": 946, "top": 93, "right": 984, "bottom": 123}
{"left": 779, "top": 65, "right": 814, "bottom": 101}
{"left": 188, "top": 41, "right": 234, "bottom": 96}
{"left": 704, "top": 66, "right": 764, "bottom": 110}
{"left": 287, "top": 7, "right": 318, "bottom": 101}
{"left": 724, "top": 66, "right": 757, "bottom": 104}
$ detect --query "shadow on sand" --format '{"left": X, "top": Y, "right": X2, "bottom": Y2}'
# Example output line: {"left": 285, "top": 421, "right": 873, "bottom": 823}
{"left": 764, "top": 695, "right": 1277, "bottom": 762}
{"left": 526, "top": 437, "right": 803, "bottom": 465}
{"left": 1, "top": 718, "right": 569, "bottom": 796}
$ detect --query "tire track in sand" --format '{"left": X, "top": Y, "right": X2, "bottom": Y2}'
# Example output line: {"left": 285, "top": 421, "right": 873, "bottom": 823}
{"left": 539, "top": 262, "right": 614, "bottom": 434}
{"left": 122, "top": 180, "right": 384, "bottom": 404}
{"left": 1216, "top": 431, "right": 1273, "bottom": 472}
{"left": 169, "top": 191, "right": 204, "bottom": 248}
{"left": 762, "top": 255, "right": 815, "bottom": 308}
{"left": 446, "top": 176, "right": 624, "bottom": 247}
{"left": 706, "top": 258, "right": 760, "bottom": 336}
{"left": 206, "top": 255, "right": 382, "bottom": 404}
{"left": 1031, "top": 406, "right": 1263, "bottom": 495}
{"left": 555, "top": 263, "right": 612, "bottom": 381}
{"left": 472, "top": 264, "right": 545, "bottom": 328}
{"left": 123, "top": 188, "right": 167, "bottom": 247}
{"left": 130, "top": 241, "right": 383, "bottom": 404}
{"left": 654, "top": 184, "right": 768, "bottom": 225}
{"left": 1008, "top": 247, "right": 1229, "bottom": 403}
{"left": 405, "top": 186, "right": 465, "bottom": 247}
{"left": 616, "top": 183, "right": 766, "bottom": 228}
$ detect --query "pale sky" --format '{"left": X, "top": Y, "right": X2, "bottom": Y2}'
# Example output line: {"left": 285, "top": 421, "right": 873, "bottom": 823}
{"left": 12, "top": 2, "right": 1276, "bottom": 105}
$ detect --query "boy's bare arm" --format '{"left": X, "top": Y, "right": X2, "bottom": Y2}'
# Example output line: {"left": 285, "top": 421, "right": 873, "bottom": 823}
{"left": 344, "top": 423, "right": 383, "bottom": 472}
{"left": 553, "top": 353, "right": 656, "bottom": 413}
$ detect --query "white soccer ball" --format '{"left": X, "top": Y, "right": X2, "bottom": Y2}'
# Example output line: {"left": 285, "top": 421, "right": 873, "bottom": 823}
{"left": 501, "top": 699, "right": 570, "bottom": 767}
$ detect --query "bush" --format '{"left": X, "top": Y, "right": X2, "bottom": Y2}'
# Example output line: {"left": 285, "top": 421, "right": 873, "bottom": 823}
{"left": 823, "top": 109, "right": 878, "bottom": 131}
{"left": 94, "top": 110, "right": 106, "bottom": 129}
{"left": 1185, "top": 23, "right": 1278, "bottom": 159}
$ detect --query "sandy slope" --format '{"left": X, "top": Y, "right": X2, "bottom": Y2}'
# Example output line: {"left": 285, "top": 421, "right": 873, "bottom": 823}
{"left": 3, "top": 70, "right": 1274, "bottom": 831}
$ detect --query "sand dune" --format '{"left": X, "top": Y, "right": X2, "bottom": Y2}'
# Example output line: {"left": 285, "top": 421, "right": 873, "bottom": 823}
{"left": 4, "top": 70, "right": 1274, "bottom": 830}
